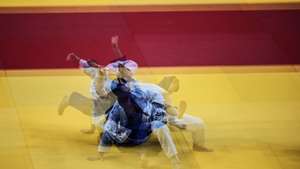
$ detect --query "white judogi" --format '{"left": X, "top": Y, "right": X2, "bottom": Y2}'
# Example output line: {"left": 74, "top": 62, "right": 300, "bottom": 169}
{"left": 79, "top": 59, "right": 112, "bottom": 128}
{"left": 137, "top": 81, "right": 206, "bottom": 148}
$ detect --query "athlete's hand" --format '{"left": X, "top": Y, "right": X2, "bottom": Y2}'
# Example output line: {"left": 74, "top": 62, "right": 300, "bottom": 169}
{"left": 66, "top": 53, "right": 80, "bottom": 61}
{"left": 111, "top": 35, "right": 119, "bottom": 46}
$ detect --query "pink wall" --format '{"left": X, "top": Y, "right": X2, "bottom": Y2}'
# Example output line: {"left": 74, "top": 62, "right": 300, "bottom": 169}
{"left": 1, "top": 10, "right": 300, "bottom": 69}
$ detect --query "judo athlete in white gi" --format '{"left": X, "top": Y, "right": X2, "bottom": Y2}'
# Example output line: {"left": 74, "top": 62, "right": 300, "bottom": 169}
{"left": 107, "top": 35, "right": 210, "bottom": 152}
{"left": 88, "top": 60, "right": 180, "bottom": 169}
{"left": 82, "top": 36, "right": 179, "bottom": 168}
{"left": 58, "top": 53, "right": 115, "bottom": 133}
{"left": 58, "top": 36, "right": 210, "bottom": 169}
{"left": 158, "top": 76, "right": 212, "bottom": 152}
{"left": 57, "top": 36, "right": 133, "bottom": 133}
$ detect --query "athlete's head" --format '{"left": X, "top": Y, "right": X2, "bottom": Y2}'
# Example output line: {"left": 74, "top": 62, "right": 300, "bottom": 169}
{"left": 117, "top": 63, "right": 133, "bottom": 79}
{"left": 87, "top": 59, "right": 99, "bottom": 68}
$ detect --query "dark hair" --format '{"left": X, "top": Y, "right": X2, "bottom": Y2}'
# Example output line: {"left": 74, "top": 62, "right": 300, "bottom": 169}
{"left": 118, "top": 63, "right": 125, "bottom": 68}
{"left": 87, "top": 59, "right": 98, "bottom": 67}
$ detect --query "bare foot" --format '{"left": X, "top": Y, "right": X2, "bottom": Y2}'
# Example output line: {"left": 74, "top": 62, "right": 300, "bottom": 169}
{"left": 193, "top": 145, "right": 213, "bottom": 152}
{"left": 80, "top": 128, "right": 95, "bottom": 134}
{"left": 171, "top": 155, "right": 181, "bottom": 169}
{"left": 87, "top": 156, "right": 102, "bottom": 161}
{"left": 87, "top": 153, "right": 104, "bottom": 161}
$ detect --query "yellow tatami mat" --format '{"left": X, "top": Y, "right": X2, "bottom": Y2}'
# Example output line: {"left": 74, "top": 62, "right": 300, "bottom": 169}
{"left": 1, "top": 66, "right": 300, "bottom": 169}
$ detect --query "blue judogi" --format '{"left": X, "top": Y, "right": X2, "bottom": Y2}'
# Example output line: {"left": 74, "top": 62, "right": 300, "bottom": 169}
{"left": 98, "top": 78, "right": 167, "bottom": 151}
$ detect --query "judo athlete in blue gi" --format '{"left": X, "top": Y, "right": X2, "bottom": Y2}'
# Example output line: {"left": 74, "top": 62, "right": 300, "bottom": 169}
{"left": 104, "top": 36, "right": 210, "bottom": 155}
{"left": 87, "top": 57, "right": 180, "bottom": 168}
{"left": 97, "top": 74, "right": 179, "bottom": 167}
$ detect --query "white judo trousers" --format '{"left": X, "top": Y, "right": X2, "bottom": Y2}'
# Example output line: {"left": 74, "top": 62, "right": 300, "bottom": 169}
{"left": 169, "top": 114, "right": 206, "bottom": 148}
